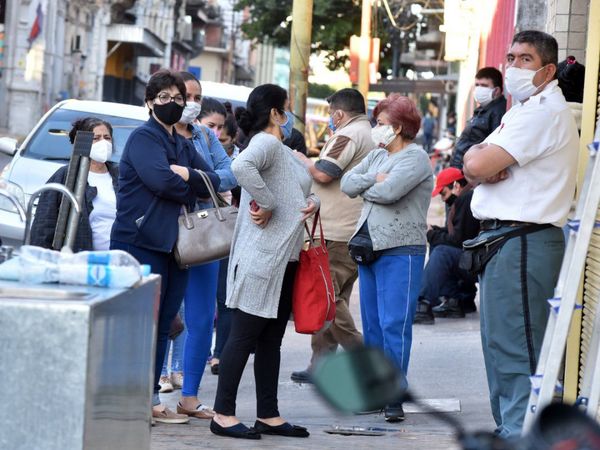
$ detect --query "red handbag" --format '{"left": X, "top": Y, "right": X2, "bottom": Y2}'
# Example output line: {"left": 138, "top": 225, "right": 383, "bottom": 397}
{"left": 292, "top": 211, "right": 336, "bottom": 334}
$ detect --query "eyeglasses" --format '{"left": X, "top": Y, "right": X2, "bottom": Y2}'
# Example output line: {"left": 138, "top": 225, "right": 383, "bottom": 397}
{"left": 155, "top": 93, "right": 185, "bottom": 106}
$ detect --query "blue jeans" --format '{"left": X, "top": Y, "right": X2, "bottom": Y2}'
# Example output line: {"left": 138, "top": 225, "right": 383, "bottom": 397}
{"left": 213, "top": 258, "right": 233, "bottom": 359}
{"left": 110, "top": 240, "right": 188, "bottom": 405}
{"left": 419, "top": 244, "right": 477, "bottom": 306}
{"left": 479, "top": 226, "right": 564, "bottom": 439}
{"left": 161, "top": 303, "right": 186, "bottom": 376}
{"left": 358, "top": 253, "right": 425, "bottom": 389}
{"left": 182, "top": 261, "right": 219, "bottom": 397}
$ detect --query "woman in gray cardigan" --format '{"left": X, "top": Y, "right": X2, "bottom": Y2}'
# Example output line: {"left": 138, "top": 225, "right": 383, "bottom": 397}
{"left": 211, "top": 84, "right": 318, "bottom": 440}
{"left": 341, "top": 94, "right": 433, "bottom": 423}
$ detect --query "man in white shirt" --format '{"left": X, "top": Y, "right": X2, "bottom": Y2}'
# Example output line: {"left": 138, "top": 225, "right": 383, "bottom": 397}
{"left": 463, "top": 30, "right": 578, "bottom": 439}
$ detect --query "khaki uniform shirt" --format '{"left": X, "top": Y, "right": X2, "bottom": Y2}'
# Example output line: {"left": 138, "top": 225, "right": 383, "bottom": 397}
{"left": 313, "top": 114, "right": 375, "bottom": 242}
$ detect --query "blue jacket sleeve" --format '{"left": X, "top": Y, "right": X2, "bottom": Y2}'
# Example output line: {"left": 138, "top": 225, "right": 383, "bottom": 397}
{"left": 186, "top": 141, "right": 221, "bottom": 197}
{"left": 205, "top": 127, "right": 237, "bottom": 191}
{"left": 127, "top": 129, "right": 197, "bottom": 204}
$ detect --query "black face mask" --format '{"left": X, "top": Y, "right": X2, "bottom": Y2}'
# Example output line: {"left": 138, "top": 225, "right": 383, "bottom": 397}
{"left": 445, "top": 194, "right": 458, "bottom": 206}
{"left": 153, "top": 102, "right": 184, "bottom": 126}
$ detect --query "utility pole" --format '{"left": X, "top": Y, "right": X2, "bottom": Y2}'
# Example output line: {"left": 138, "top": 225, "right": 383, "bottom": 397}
{"left": 288, "top": 0, "right": 313, "bottom": 135}
{"left": 358, "top": 0, "right": 372, "bottom": 105}
{"left": 227, "top": 7, "right": 236, "bottom": 84}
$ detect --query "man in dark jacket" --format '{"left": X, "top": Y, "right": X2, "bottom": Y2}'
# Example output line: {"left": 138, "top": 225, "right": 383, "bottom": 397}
{"left": 450, "top": 67, "right": 506, "bottom": 169}
{"left": 414, "top": 168, "right": 480, "bottom": 324}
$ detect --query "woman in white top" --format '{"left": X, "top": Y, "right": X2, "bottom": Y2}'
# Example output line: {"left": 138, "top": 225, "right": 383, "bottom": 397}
{"left": 30, "top": 117, "right": 117, "bottom": 251}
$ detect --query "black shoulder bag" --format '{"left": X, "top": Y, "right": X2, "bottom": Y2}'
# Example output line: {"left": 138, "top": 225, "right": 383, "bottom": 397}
{"left": 348, "top": 222, "right": 381, "bottom": 265}
{"left": 459, "top": 223, "right": 553, "bottom": 276}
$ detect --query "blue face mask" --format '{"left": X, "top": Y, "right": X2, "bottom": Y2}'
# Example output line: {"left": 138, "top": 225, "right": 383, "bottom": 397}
{"left": 280, "top": 111, "right": 294, "bottom": 140}
{"left": 328, "top": 116, "right": 337, "bottom": 132}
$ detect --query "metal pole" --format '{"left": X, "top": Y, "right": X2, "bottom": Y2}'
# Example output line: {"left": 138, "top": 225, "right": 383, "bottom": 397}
{"left": 358, "top": 0, "right": 372, "bottom": 106}
{"left": 289, "top": 0, "right": 313, "bottom": 135}
{"left": 55, "top": 131, "right": 93, "bottom": 251}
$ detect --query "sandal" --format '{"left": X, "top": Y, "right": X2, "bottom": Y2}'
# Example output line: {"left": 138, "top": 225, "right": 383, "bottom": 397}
{"left": 177, "top": 402, "right": 215, "bottom": 419}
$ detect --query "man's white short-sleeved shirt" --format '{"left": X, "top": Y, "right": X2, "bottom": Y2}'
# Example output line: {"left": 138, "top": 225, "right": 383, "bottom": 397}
{"left": 470, "top": 80, "right": 579, "bottom": 226}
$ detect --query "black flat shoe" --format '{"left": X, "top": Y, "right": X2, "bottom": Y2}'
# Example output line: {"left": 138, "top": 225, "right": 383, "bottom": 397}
{"left": 384, "top": 403, "right": 405, "bottom": 422}
{"left": 210, "top": 419, "right": 261, "bottom": 439}
{"left": 254, "top": 420, "right": 310, "bottom": 437}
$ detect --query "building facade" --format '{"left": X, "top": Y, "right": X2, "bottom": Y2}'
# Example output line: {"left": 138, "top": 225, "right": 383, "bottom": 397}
{"left": 0, "top": 0, "right": 195, "bottom": 136}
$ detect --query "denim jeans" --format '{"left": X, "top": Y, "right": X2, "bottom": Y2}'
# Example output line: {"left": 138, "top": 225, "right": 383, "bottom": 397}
{"left": 182, "top": 261, "right": 219, "bottom": 397}
{"left": 110, "top": 240, "right": 188, "bottom": 405}
{"left": 161, "top": 303, "right": 186, "bottom": 376}
{"left": 358, "top": 253, "right": 425, "bottom": 390}
{"left": 419, "top": 244, "right": 477, "bottom": 307}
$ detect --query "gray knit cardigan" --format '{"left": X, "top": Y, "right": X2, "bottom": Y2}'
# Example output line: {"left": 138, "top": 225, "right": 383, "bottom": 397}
{"left": 226, "top": 132, "right": 319, "bottom": 319}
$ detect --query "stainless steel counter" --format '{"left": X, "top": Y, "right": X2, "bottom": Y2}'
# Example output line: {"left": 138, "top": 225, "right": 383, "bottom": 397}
{"left": 0, "top": 275, "right": 161, "bottom": 450}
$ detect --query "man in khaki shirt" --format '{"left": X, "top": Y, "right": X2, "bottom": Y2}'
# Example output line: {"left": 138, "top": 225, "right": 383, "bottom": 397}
{"left": 292, "top": 88, "right": 375, "bottom": 383}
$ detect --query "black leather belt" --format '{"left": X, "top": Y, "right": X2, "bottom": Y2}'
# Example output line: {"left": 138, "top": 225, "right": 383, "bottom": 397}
{"left": 480, "top": 219, "right": 538, "bottom": 231}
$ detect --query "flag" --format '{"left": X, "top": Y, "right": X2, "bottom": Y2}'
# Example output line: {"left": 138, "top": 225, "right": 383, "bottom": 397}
{"left": 27, "top": 2, "right": 43, "bottom": 46}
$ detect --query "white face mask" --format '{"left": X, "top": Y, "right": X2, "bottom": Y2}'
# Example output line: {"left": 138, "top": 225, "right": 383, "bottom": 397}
{"left": 179, "top": 102, "right": 202, "bottom": 124}
{"left": 89, "top": 139, "right": 112, "bottom": 163}
{"left": 474, "top": 86, "right": 494, "bottom": 106}
{"left": 505, "top": 66, "right": 545, "bottom": 102}
{"left": 371, "top": 124, "right": 397, "bottom": 148}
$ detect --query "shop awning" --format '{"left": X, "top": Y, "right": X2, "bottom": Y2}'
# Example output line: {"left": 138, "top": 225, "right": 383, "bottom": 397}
{"left": 107, "top": 24, "right": 166, "bottom": 58}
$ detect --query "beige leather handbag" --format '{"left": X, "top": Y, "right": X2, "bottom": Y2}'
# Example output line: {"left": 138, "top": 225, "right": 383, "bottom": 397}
{"left": 173, "top": 170, "right": 238, "bottom": 269}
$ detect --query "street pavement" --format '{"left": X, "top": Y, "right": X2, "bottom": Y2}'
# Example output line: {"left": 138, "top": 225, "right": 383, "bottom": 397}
{"left": 151, "top": 237, "right": 495, "bottom": 450}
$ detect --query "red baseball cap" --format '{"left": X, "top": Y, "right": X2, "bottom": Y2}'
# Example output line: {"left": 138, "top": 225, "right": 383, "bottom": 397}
{"left": 432, "top": 167, "right": 465, "bottom": 197}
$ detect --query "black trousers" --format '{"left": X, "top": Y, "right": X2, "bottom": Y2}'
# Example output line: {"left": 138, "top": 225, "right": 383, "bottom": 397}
{"left": 213, "top": 262, "right": 297, "bottom": 418}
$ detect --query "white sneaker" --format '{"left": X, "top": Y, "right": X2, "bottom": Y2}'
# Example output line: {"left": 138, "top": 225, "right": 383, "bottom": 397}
{"left": 171, "top": 371, "right": 183, "bottom": 389}
{"left": 159, "top": 375, "right": 173, "bottom": 393}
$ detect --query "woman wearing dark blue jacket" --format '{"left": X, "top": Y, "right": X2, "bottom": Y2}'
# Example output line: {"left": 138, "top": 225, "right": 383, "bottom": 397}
{"left": 110, "top": 69, "right": 220, "bottom": 424}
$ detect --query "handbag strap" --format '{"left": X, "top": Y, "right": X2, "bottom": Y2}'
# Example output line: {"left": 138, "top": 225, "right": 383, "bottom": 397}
{"left": 304, "top": 211, "right": 325, "bottom": 248}
{"left": 194, "top": 170, "right": 225, "bottom": 221}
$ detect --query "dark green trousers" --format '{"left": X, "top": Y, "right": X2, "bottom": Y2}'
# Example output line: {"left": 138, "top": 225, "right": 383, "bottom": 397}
{"left": 479, "top": 225, "right": 565, "bottom": 439}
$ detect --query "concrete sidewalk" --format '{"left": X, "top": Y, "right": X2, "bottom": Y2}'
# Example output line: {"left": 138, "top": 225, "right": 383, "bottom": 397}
{"left": 151, "top": 290, "right": 494, "bottom": 450}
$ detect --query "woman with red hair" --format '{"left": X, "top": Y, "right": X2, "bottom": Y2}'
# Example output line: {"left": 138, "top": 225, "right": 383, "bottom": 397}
{"left": 341, "top": 94, "right": 433, "bottom": 423}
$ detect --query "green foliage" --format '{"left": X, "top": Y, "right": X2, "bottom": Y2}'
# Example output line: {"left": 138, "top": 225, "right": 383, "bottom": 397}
{"left": 308, "top": 83, "right": 336, "bottom": 99}
{"left": 234, "top": 0, "right": 361, "bottom": 70}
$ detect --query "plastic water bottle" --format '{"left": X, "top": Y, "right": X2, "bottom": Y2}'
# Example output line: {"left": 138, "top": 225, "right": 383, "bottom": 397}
{"left": 18, "top": 245, "right": 61, "bottom": 284}
{"left": 59, "top": 250, "right": 150, "bottom": 288}
{"left": 0, "top": 246, "right": 150, "bottom": 288}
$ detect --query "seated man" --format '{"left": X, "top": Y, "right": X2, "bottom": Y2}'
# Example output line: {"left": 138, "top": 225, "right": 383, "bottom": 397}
{"left": 414, "top": 168, "right": 480, "bottom": 324}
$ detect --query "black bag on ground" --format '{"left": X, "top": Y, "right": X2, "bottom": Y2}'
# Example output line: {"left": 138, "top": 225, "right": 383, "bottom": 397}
{"left": 348, "top": 222, "right": 380, "bottom": 265}
{"left": 459, "top": 223, "right": 552, "bottom": 276}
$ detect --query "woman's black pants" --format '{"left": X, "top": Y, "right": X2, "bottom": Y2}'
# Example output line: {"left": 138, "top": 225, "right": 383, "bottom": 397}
{"left": 213, "top": 262, "right": 297, "bottom": 418}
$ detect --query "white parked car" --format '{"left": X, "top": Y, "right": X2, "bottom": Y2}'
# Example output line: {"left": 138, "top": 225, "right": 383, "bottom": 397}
{"left": 0, "top": 99, "right": 147, "bottom": 246}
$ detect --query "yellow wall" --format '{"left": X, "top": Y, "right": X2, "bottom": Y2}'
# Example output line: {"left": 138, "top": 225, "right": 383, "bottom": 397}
{"left": 565, "top": 0, "right": 600, "bottom": 403}
{"left": 105, "top": 43, "right": 135, "bottom": 79}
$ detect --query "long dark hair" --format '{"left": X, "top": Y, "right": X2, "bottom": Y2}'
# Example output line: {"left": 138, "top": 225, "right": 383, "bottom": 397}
{"left": 68, "top": 117, "right": 113, "bottom": 144}
{"left": 236, "top": 84, "right": 287, "bottom": 138}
